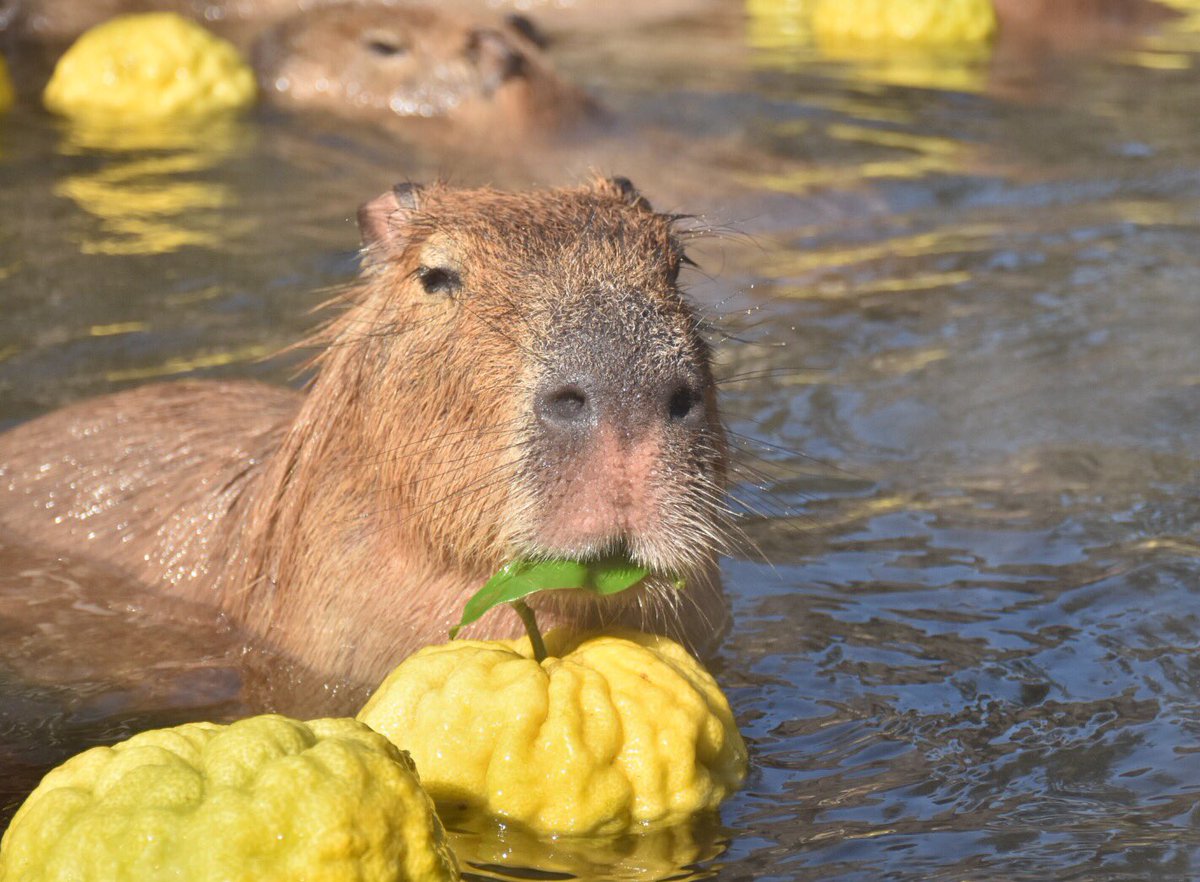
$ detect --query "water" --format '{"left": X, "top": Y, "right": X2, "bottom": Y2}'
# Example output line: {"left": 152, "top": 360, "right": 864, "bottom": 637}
{"left": 2, "top": 3, "right": 1200, "bottom": 879}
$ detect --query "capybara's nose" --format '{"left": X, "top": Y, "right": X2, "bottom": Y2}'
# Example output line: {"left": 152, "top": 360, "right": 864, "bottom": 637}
{"left": 535, "top": 381, "right": 595, "bottom": 434}
{"left": 535, "top": 374, "right": 707, "bottom": 439}
{"left": 663, "top": 379, "right": 705, "bottom": 427}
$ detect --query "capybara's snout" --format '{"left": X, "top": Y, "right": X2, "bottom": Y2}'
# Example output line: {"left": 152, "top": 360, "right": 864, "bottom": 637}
{"left": 534, "top": 366, "right": 709, "bottom": 439}
{"left": 521, "top": 337, "right": 723, "bottom": 572}
{"left": 514, "top": 266, "right": 725, "bottom": 574}
{"left": 532, "top": 288, "right": 713, "bottom": 445}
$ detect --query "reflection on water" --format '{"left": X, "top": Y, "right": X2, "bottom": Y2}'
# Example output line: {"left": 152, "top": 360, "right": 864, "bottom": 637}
{"left": 53, "top": 117, "right": 255, "bottom": 255}
{"left": 446, "top": 810, "right": 730, "bottom": 882}
{"left": 0, "top": 58, "right": 13, "bottom": 115}
{"left": 3, "top": 3, "right": 1200, "bottom": 880}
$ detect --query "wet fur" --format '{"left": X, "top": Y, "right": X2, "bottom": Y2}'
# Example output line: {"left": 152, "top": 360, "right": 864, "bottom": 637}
{"left": 0, "top": 179, "right": 730, "bottom": 703}
{"left": 993, "top": 0, "right": 1180, "bottom": 48}
{"left": 253, "top": 3, "right": 597, "bottom": 137}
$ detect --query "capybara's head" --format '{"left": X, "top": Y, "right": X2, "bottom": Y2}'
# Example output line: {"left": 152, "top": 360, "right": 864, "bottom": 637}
{"left": 253, "top": 2, "right": 594, "bottom": 136}
{"left": 316, "top": 179, "right": 727, "bottom": 593}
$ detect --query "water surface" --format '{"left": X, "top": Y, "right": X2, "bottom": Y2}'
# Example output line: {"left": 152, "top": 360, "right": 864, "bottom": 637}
{"left": 1, "top": 4, "right": 1199, "bottom": 879}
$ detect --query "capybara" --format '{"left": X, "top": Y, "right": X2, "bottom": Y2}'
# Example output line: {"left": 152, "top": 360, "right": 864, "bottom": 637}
{"left": 1, "top": 0, "right": 595, "bottom": 141}
{"left": 992, "top": 0, "right": 1180, "bottom": 51}
{"left": 0, "top": 178, "right": 730, "bottom": 705}
{"left": 405, "top": 0, "right": 731, "bottom": 34}
{"left": 252, "top": 3, "right": 598, "bottom": 139}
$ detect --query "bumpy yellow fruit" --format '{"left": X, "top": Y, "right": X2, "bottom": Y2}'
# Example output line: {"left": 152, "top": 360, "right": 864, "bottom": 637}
{"left": 43, "top": 13, "right": 255, "bottom": 121}
{"left": 812, "top": 0, "right": 996, "bottom": 44}
{"left": 0, "top": 54, "right": 14, "bottom": 114}
{"left": 358, "top": 630, "right": 748, "bottom": 836}
{"left": 0, "top": 715, "right": 458, "bottom": 882}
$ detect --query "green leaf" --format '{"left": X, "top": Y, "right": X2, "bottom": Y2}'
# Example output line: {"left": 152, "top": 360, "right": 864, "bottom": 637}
{"left": 449, "top": 556, "right": 652, "bottom": 639}
{"left": 590, "top": 558, "right": 652, "bottom": 594}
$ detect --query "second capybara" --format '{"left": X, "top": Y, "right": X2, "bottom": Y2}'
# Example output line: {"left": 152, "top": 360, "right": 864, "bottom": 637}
{"left": 2, "top": 0, "right": 597, "bottom": 141}
{"left": 0, "top": 0, "right": 722, "bottom": 45}
{"left": 992, "top": 0, "right": 1181, "bottom": 51}
{"left": 252, "top": 3, "right": 598, "bottom": 139}
{"left": 0, "top": 178, "right": 731, "bottom": 709}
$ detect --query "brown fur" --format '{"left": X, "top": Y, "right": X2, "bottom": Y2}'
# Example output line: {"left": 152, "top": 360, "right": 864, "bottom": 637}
{"left": 1, "top": 0, "right": 725, "bottom": 46}
{"left": 0, "top": 179, "right": 730, "bottom": 709}
{"left": 2, "top": 0, "right": 595, "bottom": 142}
{"left": 993, "top": 0, "right": 1180, "bottom": 50}
{"left": 253, "top": 3, "right": 598, "bottom": 139}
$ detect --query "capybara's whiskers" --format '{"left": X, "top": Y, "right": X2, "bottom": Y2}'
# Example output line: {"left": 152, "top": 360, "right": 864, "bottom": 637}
{"left": 727, "top": 429, "right": 853, "bottom": 476}
{"left": 717, "top": 366, "right": 829, "bottom": 386}
{"left": 357, "top": 418, "right": 525, "bottom": 467}
{"left": 403, "top": 441, "right": 528, "bottom": 486}
{"left": 403, "top": 465, "right": 522, "bottom": 522}
{"left": 371, "top": 436, "right": 524, "bottom": 473}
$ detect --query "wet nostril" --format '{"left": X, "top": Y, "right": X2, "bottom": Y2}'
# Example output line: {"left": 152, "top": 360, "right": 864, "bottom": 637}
{"left": 540, "top": 384, "right": 590, "bottom": 426}
{"left": 667, "top": 384, "right": 700, "bottom": 423}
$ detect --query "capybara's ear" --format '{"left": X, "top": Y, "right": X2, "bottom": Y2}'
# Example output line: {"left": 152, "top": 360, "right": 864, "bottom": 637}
{"left": 357, "top": 182, "right": 424, "bottom": 256}
{"left": 467, "top": 28, "right": 526, "bottom": 91}
{"left": 598, "top": 176, "right": 652, "bottom": 211}
{"left": 505, "top": 13, "right": 549, "bottom": 49}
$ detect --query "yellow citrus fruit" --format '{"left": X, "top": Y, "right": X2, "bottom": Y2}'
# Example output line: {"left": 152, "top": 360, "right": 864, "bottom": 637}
{"left": 745, "top": 0, "right": 812, "bottom": 51}
{"left": 0, "top": 715, "right": 459, "bottom": 882}
{"left": 358, "top": 629, "right": 748, "bottom": 836}
{"left": 43, "top": 13, "right": 256, "bottom": 122}
{"left": 812, "top": 0, "right": 997, "bottom": 44}
{"left": 1156, "top": 0, "right": 1200, "bottom": 34}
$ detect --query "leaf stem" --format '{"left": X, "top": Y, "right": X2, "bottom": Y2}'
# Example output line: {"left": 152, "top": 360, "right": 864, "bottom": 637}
{"left": 511, "top": 599, "right": 548, "bottom": 663}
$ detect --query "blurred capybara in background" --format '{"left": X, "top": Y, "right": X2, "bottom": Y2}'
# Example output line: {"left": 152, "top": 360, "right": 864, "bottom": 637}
{"left": 992, "top": 0, "right": 1181, "bottom": 52}
{"left": 1, "top": 0, "right": 598, "bottom": 142}
{"left": 253, "top": 3, "right": 599, "bottom": 139}
{"left": 0, "top": 0, "right": 728, "bottom": 45}
{"left": 2, "top": 0, "right": 1184, "bottom": 49}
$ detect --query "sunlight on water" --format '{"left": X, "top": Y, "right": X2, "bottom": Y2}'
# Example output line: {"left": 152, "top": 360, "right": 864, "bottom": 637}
{"left": 751, "top": 225, "right": 1003, "bottom": 276}
{"left": 774, "top": 270, "right": 973, "bottom": 300}
{"left": 1, "top": 2, "right": 1200, "bottom": 880}
{"left": 101, "top": 343, "right": 273, "bottom": 383}
{"left": 52, "top": 120, "right": 255, "bottom": 255}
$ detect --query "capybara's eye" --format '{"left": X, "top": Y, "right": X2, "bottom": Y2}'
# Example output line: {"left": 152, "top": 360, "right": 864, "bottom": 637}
{"left": 363, "top": 32, "right": 409, "bottom": 58}
{"left": 416, "top": 266, "right": 462, "bottom": 296}
{"left": 670, "top": 250, "right": 696, "bottom": 284}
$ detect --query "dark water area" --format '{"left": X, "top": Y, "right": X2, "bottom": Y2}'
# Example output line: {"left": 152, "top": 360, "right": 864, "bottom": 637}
{"left": 2, "top": 2, "right": 1200, "bottom": 879}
